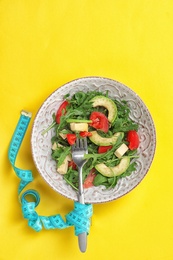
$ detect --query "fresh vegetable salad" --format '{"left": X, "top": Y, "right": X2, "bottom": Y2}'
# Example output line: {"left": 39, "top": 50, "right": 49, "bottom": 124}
{"left": 43, "top": 91, "right": 140, "bottom": 190}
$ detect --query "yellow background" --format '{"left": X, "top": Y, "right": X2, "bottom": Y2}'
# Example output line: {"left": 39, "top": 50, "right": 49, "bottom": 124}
{"left": 1, "top": 1, "right": 173, "bottom": 259}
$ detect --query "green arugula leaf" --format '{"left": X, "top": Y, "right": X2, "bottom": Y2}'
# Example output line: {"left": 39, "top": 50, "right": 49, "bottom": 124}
{"left": 57, "top": 146, "right": 71, "bottom": 167}
{"left": 48, "top": 90, "right": 139, "bottom": 190}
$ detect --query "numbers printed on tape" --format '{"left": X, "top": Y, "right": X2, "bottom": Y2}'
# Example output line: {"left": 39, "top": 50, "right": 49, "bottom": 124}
{"left": 8, "top": 111, "right": 93, "bottom": 234}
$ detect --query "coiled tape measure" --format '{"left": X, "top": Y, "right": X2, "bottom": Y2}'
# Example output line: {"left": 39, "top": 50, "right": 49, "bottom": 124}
{"left": 8, "top": 110, "right": 93, "bottom": 235}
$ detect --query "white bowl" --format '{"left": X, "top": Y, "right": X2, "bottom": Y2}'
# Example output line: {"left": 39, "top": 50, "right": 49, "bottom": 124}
{"left": 31, "top": 77, "right": 156, "bottom": 204}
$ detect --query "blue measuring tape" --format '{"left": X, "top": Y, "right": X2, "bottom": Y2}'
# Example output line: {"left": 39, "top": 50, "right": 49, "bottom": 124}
{"left": 8, "top": 110, "right": 93, "bottom": 235}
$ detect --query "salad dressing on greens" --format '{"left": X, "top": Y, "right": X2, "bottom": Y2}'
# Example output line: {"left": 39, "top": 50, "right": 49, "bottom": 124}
{"left": 45, "top": 91, "right": 139, "bottom": 190}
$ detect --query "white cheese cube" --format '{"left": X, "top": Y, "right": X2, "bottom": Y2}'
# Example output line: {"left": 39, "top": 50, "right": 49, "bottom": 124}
{"left": 59, "top": 132, "right": 67, "bottom": 139}
{"left": 57, "top": 155, "right": 71, "bottom": 175}
{"left": 70, "top": 123, "right": 88, "bottom": 132}
{"left": 52, "top": 142, "right": 64, "bottom": 150}
{"left": 115, "top": 143, "right": 129, "bottom": 158}
{"left": 52, "top": 142, "right": 57, "bottom": 150}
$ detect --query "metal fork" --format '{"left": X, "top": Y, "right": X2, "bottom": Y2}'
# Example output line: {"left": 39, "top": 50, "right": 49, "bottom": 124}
{"left": 72, "top": 137, "right": 88, "bottom": 253}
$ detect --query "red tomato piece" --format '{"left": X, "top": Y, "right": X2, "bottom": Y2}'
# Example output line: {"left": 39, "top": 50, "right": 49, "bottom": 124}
{"left": 89, "top": 112, "right": 109, "bottom": 133}
{"left": 83, "top": 169, "right": 96, "bottom": 188}
{"left": 56, "top": 100, "right": 69, "bottom": 124}
{"left": 68, "top": 161, "right": 77, "bottom": 170}
{"left": 66, "top": 133, "right": 76, "bottom": 145}
{"left": 79, "top": 131, "right": 92, "bottom": 137}
{"left": 98, "top": 145, "right": 113, "bottom": 154}
{"left": 127, "top": 130, "right": 140, "bottom": 150}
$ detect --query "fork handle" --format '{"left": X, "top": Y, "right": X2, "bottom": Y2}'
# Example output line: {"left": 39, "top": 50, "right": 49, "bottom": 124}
{"left": 78, "top": 232, "right": 87, "bottom": 253}
{"left": 78, "top": 194, "right": 87, "bottom": 253}
{"left": 78, "top": 166, "right": 87, "bottom": 252}
{"left": 78, "top": 166, "right": 85, "bottom": 204}
{"left": 78, "top": 191, "right": 85, "bottom": 204}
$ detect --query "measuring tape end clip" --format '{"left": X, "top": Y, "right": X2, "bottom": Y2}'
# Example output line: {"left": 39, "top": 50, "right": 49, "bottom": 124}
{"left": 21, "top": 110, "right": 32, "bottom": 118}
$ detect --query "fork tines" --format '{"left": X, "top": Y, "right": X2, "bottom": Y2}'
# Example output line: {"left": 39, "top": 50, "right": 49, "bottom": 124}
{"left": 73, "top": 137, "right": 88, "bottom": 150}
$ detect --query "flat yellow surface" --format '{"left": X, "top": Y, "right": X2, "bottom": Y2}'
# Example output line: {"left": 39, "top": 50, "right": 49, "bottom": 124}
{"left": 1, "top": 1, "right": 173, "bottom": 259}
